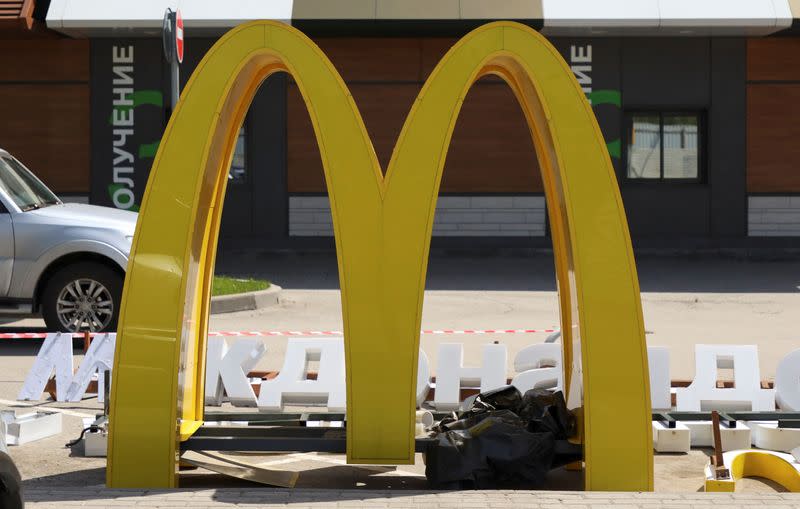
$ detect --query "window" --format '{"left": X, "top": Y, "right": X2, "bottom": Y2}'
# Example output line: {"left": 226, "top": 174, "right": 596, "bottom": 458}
{"left": 0, "top": 155, "right": 60, "bottom": 211}
{"left": 228, "top": 126, "right": 247, "bottom": 183}
{"left": 626, "top": 112, "right": 702, "bottom": 182}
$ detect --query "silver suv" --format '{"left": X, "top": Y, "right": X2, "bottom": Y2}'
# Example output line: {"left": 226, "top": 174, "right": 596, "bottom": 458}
{"left": 0, "top": 149, "right": 137, "bottom": 332}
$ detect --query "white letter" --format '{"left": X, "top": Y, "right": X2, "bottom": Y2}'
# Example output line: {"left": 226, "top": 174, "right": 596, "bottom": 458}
{"left": 776, "top": 349, "right": 800, "bottom": 411}
{"left": 434, "top": 343, "right": 507, "bottom": 411}
{"left": 417, "top": 349, "right": 431, "bottom": 407}
{"left": 65, "top": 333, "right": 116, "bottom": 403}
{"left": 511, "top": 342, "right": 562, "bottom": 393}
{"left": 112, "top": 187, "right": 135, "bottom": 209}
{"left": 113, "top": 129, "right": 133, "bottom": 147}
{"left": 258, "top": 339, "right": 346, "bottom": 412}
{"left": 112, "top": 46, "right": 134, "bottom": 64}
{"left": 112, "top": 108, "right": 133, "bottom": 126}
{"left": 112, "top": 88, "right": 134, "bottom": 106}
{"left": 570, "top": 45, "right": 592, "bottom": 63}
{"left": 18, "top": 333, "right": 74, "bottom": 401}
{"left": 112, "top": 67, "right": 133, "bottom": 86}
{"left": 675, "top": 345, "right": 774, "bottom": 412}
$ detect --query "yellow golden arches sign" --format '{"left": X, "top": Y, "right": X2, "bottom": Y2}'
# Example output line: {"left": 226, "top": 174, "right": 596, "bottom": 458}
{"left": 107, "top": 20, "right": 653, "bottom": 491}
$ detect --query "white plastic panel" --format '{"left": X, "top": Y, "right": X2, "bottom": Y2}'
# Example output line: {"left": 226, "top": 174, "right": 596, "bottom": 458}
{"left": 542, "top": 0, "right": 793, "bottom": 35}
{"left": 48, "top": 0, "right": 794, "bottom": 36}
{"left": 659, "top": 0, "right": 783, "bottom": 27}
{"left": 543, "top": 0, "right": 660, "bottom": 28}
{"left": 47, "top": 0, "right": 293, "bottom": 34}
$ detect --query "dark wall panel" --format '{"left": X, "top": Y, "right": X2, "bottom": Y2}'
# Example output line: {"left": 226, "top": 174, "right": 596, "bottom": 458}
{"left": 623, "top": 187, "right": 710, "bottom": 237}
{"left": 89, "top": 39, "right": 165, "bottom": 209}
{"left": 619, "top": 37, "right": 714, "bottom": 238}
{"left": 622, "top": 38, "right": 710, "bottom": 108}
{"left": 709, "top": 38, "right": 747, "bottom": 237}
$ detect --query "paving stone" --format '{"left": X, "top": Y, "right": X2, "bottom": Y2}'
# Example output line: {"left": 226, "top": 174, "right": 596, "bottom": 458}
{"left": 21, "top": 489, "right": 800, "bottom": 508}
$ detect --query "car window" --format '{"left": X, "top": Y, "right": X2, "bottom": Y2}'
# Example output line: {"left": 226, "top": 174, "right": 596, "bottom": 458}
{"left": 0, "top": 156, "right": 60, "bottom": 211}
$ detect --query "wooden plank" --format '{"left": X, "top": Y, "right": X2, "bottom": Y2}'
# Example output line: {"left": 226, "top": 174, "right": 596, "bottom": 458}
{"left": 0, "top": 39, "right": 89, "bottom": 82}
{"left": 747, "top": 38, "right": 800, "bottom": 82}
{"left": 0, "top": 84, "right": 90, "bottom": 193}
{"left": 747, "top": 84, "right": 800, "bottom": 192}
{"left": 311, "top": 37, "right": 422, "bottom": 82}
{"left": 287, "top": 80, "right": 543, "bottom": 193}
{"left": 287, "top": 82, "right": 421, "bottom": 192}
{"left": 442, "top": 78, "right": 543, "bottom": 193}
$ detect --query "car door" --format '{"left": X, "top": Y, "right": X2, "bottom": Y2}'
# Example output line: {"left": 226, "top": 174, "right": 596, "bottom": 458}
{"left": 0, "top": 199, "right": 12, "bottom": 297}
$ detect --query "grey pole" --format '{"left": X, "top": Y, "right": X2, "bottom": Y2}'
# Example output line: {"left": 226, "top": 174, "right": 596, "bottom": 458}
{"left": 162, "top": 8, "right": 180, "bottom": 112}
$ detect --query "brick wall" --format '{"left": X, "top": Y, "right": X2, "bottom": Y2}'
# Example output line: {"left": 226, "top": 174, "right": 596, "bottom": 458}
{"left": 748, "top": 196, "right": 800, "bottom": 236}
{"left": 289, "top": 195, "right": 546, "bottom": 237}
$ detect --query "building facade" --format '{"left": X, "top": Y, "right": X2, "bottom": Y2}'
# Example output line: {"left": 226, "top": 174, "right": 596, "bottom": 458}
{"left": 2, "top": 1, "right": 800, "bottom": 252}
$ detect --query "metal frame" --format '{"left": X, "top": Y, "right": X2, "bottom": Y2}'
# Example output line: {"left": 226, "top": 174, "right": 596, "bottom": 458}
{"left": 185, "top": 412, "right": 583, "bottom": 464}
{"left": 652, "top": 411, "right": 800, "bottom": 429}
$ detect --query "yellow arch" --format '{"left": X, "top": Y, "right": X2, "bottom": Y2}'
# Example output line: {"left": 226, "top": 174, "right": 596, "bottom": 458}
{"left": 107, "top": 21, "right": 652, "bottom": 491}
{"left": 706, "top": 451, "right": 800, "bottom": 492}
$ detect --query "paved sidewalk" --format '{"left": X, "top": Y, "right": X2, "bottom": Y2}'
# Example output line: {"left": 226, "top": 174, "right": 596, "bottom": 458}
{"left": 22, "top": 489, "right": 800, "bottom": 508}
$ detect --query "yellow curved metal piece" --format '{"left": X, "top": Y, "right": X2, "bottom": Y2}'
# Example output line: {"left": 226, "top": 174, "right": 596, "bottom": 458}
{"left": 107, "top": 20, "right": 652, "bottom": 491}
{"left": 706, "top": 451, "right": 800, "bottom": 493}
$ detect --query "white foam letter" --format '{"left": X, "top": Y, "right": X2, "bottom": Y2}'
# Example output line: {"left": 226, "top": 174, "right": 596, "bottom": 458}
{"left": 676, "top": 345, "right": 774, "bottom": 412}
{"left": 434, "top": 343, "right": 507, "bottom": 411}
{"left": 776, "top": 349, "right": 800, "bottom": 411}
{"left": 258, "top": 339, "right": 345, "bottom": 412}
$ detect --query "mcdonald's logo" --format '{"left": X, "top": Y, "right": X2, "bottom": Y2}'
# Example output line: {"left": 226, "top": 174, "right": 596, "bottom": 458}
{"left": 107, "top": 20, "right": 653, "bottom": 491}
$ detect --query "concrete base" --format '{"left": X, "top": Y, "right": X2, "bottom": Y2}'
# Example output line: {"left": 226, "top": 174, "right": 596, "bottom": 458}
{"left": 1, "top": 410, "right": 62, "bottom": 445}
{"left": 747, "top": 421, "right": 800, "bottom": 452}
{"left": 684, "top": 421, "right": 751, "bottom": 451}
{"left": 84, "top": 429, "right": 107, "bottom": 457}
{"left": 653, "top": 421, "right": 691, "bottom": 453}
{"left": 210, "top": 285, "right": 282, "bottom": 315}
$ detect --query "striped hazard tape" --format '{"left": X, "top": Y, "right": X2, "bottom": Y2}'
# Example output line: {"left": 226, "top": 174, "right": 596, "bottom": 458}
{"left": 209, "top": 328, "right": 558, "bottom": 337}
{"left": 0, "top": 328, "right": 558, "bottom": 339}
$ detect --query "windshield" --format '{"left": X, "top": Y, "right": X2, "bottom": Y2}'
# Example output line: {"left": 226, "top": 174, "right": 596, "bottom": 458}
{"left": 0, "top": 155, "right": 60, "bottom": 211}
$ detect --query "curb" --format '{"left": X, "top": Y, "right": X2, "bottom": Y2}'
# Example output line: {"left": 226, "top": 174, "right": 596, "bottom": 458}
{"left": 210, "top": 285, "right": 282, "bottom": 315}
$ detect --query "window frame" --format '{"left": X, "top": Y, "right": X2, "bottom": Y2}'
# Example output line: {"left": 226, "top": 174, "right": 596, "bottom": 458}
{"left": 622, "top": 110, "right": 706, "bottom": 185}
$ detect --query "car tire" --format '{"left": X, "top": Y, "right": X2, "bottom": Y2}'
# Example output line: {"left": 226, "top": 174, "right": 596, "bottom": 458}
{"left": 0, "top": 451, "right": 23, "bottom": 509}
{"left": 41, "top": 262, "right": 123, "bottom": 333}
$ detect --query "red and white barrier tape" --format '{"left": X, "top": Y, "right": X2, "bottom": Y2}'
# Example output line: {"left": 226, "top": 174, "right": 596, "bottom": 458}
{"left": 0, "top": 328, "right": 558, "bottom": 339}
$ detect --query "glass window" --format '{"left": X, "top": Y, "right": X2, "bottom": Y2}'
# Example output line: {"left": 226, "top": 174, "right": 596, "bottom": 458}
{"left": 663, "top": 115, "right": 699, "bottom": 179}
{"left": 228, "top": 127, "right": 247, "bottom": 183}
{"left": 0, "top": 156, "right": 60, "bottom": 211}
{"left": 626, "top": 112, "right": 701, "bottom": 181}
{"left": 627, "top": 114, "right": 661, "bottom": 179}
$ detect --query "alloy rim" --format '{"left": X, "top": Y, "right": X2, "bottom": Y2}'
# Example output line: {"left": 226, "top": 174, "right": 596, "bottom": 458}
{"left": 56, "top": 278, "right": 114, "bottom": 332}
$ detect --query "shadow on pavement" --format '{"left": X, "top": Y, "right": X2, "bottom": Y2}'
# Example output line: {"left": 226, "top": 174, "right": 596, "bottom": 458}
{"left": 215, "top": 251, "right": 800, "bottom": 293}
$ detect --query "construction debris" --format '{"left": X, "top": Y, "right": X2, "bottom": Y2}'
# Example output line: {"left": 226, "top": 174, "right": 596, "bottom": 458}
{"left": 424, "top": 386, "right": 576, "bottom": 489}
{"left": 1, "top": 410, "right": 62, "bottom": 446}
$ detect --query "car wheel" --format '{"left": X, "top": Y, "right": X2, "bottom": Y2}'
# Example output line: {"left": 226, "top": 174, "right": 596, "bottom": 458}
{"left": 41, "top": 262, "right": 123, "bottom": 333}
{"left": 0, "top": 451, "right": 23, "bottom": 509}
